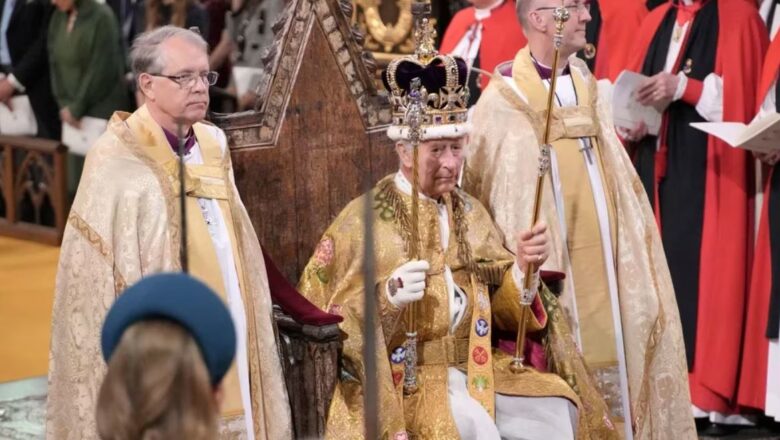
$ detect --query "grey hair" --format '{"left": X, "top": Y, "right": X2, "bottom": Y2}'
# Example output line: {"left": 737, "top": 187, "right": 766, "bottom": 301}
{"left": 515, "top": 0, "right": 535, "bottom": 29}
{"left": 129, "top": 26, "right": 208, "bottom": 80}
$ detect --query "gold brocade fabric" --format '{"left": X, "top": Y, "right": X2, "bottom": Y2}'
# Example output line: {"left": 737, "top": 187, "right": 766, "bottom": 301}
{"left": 297, "top": 175, "right": 616, "bottom": 439}
{"left": 465, "top": 47, "right": 696, "bottom": 439}
{"left": 46, "top": 105, "right": 292, "bottom": 440}
{"left": 511, "top": 51, "right": 622, "bottom": 399}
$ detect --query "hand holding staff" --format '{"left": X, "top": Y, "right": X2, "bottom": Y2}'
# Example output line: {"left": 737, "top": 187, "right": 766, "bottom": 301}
{"left": 509, "top": 2, "right": 570, "bottom": 374}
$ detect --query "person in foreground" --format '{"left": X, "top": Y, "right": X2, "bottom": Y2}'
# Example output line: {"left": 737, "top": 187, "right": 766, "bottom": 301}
{"left": 96, "top": 273, "right": 236, "bottom": 439}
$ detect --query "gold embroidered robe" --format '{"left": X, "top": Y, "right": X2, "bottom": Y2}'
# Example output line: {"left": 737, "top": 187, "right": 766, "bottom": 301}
{"left": 464, "top": 48, "right": 695, "bottom": 439}
{"left": 46, "top": 105, "right": 292, "bottom": 440}
{"left": 298, "top": 175, "right": 617, "bottom": 439}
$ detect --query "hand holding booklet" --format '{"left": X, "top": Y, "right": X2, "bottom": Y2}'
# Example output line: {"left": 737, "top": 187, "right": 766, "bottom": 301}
{"left": 0, "top": 95, "right": 38, "bottom": 136}
{"left": 0, "top": 72, "right": 38, "bottom": 136}
{"left": 62, "top": 116, "right": 108, "bottom": 156}
{"left": 612, "top": 71, "right": 662, "bottom": 136}
{"left": 690, "top": 112, "right": 780, "bottom": 153}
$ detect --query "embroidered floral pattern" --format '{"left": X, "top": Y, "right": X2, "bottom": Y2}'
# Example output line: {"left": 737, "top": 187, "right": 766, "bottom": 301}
{"left": 327, "top": 303, "right": 343, "bottom": 317}
{"left": 373, "top": 188, "right": 396, "bottom": 221}
{"left": 472, "top": 375, "right": 490, "bottom": 392}
{"left": 311, "top": 235, "right": 335, "bottom": 284}
{"left": 472, "top": 346, "right": 489, "bottom": 365}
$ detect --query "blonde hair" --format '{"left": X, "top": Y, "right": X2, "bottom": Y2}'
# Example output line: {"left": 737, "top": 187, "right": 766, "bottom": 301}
{"left": 96, "top": 320, "right": 219, "bottom": 440}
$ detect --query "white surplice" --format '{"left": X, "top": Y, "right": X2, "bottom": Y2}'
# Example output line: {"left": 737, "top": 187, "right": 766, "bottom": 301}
{"left": 185, "top": 126, "right": 255, "bottom": 440}
{"left": 500, "top": 65, "right": 633, "bottom": 440}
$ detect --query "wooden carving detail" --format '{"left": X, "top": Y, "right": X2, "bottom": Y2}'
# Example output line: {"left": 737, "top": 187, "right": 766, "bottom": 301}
{"left": 275, "top": 307, "right": 342, "bottom": 438}
{"left": 214, "top": 0, "right": 396, "bottom": 282}
{"left": 0, "top": 137, "right": 67, "bottom": 245}
{"left": 215, "top": 0, "right": 391, "bottom": 151}
{"left": 352, "top": 0, "right": 415, "bottom": 54}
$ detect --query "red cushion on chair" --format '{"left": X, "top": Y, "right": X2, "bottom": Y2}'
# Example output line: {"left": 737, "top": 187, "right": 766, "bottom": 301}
{"left": 540, "top": 270, "right": 565, "bottom": 283}
{"left": 262, "top": 248, "right": 343, "bottom": 326}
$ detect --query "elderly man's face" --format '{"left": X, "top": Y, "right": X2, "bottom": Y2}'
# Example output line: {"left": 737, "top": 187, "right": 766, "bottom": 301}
{"left": 397, "top": 137, "right": 465, "bottom": 199}
{"left": 531, "top": 0, "right": 591, "bottom": 53}
{"left": 142, "top": 36, "right": 210, "bottom": 126}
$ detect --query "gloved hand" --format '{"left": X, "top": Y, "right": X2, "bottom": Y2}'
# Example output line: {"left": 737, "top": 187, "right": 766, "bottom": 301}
{"left": 513, "top": 263, "right": 541, "bottom": 306}
{"left": 386, "top": 260, "right": 430, "bottom": 308}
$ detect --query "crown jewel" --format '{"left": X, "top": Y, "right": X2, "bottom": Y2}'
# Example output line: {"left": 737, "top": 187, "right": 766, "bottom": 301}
{"left": 381, "top": 1, "right": 470, "bottom": 141}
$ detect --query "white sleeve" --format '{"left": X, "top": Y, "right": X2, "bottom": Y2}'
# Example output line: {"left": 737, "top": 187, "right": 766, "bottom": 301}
{"left": 748, "top": 81, "right": 778, "bottom": 125}
{"left": 673, "top": 72, "right": 688, "bottom": 101}
{"left": 511, "top": 262, "right": 540, "bottom": 304}
{"left": 7, "top": 74, "right": 26, "bottom": 92}
{"left": 672, "top": 72, "right": 722, "bottom": 122}
{"left": 695, "top": 73, "right": 724, "bottom": 123}
{"left": 760, "top": 81, "right": 778, "bottom": 117}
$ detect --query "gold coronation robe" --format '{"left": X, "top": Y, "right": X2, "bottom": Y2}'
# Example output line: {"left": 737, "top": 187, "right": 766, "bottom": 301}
{"left": 464, "top": 48, "right": 694, "bottom": 438}
{"left": 298, "top": 175, "right": 617, "bottom": 439}
{"left": 46, "top": 106, "right": 292, "bottom": 439}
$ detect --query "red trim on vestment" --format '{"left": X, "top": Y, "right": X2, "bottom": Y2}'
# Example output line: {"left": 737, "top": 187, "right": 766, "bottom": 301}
{"left": 681, "top": 78, "right": 704, "bottom": 105}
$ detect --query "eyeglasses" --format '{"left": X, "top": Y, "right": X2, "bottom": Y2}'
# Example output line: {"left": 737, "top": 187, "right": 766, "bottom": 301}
{"left": 149, "top": 71, "right": 219, "bottom": 89}
{"left": 535, "top": 1, "right": 591, "bottom": 14}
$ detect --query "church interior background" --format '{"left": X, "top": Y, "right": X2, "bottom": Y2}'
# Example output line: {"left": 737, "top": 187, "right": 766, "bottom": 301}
{"left": 0, "top": 0, "right": 778, "bottom": 438}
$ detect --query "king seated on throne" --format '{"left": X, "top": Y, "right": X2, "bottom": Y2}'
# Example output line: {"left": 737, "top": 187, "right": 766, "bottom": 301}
{"left": 296, "top": 44, "right": 618, "bottom": 439}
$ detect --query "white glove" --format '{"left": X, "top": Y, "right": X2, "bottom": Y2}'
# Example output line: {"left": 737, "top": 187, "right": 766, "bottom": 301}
{"left": 386, "top": 260, "right": 430, "bottom": 308}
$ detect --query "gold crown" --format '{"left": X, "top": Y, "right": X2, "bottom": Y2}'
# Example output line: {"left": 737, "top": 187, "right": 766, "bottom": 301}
{"left": 384, "top": 54, "right": 469, "bottom": 130}
{"left": 384, "top": 11, "right": 469, "bottom": 135}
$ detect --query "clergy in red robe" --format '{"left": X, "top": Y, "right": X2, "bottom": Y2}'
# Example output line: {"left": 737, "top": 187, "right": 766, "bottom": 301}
{"left": 625, "top": 0, "right": 768, "bottom": 418}
{"left": 581, "top": 0, "right": 649, "bottom": 81}
{"left": 440, "top": 0, "right": 526, "bottom": 105}
{"left": 760, "top": 0, "right": 780, "bottom": 41}
{"left": 738, "top": 34, "right": 780, "bottom": 418}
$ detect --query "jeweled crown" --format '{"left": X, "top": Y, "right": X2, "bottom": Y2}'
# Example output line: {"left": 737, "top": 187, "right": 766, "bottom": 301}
{"left": 380, "top": 8, "right": 470, "bottom": 141}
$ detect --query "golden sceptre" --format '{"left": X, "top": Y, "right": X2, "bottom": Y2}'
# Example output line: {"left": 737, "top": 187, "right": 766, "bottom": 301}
{"left": 402, "top": 77, "right": 423, "bottom": 395}
{"left": 402, "top": 0, "right": 436, "bottom": 396}
{"left": 509, "top": 2, "right": 570, "bottom": 374}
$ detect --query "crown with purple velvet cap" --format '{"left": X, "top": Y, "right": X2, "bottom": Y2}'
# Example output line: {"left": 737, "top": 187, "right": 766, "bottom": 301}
{"left": 380, "top": 14, "right": 471, "bottom": 142}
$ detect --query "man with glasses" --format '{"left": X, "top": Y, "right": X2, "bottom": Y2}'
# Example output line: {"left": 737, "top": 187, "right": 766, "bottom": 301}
{"left": 464, "top": 0, "right": 695, "bottom": 438}
{"left": 47, "top": 26, "right": 292, "bottom": 440}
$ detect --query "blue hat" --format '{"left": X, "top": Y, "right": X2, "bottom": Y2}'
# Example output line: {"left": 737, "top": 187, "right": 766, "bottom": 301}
{"left": 101, "top": 273, "right": 237, "bottom": 386}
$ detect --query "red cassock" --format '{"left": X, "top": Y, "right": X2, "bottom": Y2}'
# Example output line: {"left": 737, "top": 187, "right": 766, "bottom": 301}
{"left": 440, "top": 0, "right": 526, "bottom": 90}
{"left": 592, "top": 0, "right": 649, "bottom": 81}
{"left": 628, "top": 0, "right": 767, "bottom": 413}
{"left": 737, "top": 35, "right": 780, "bottom": 412}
